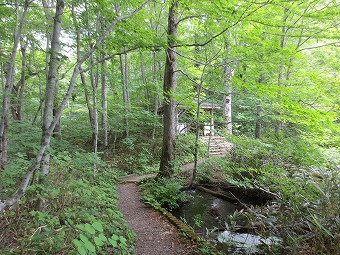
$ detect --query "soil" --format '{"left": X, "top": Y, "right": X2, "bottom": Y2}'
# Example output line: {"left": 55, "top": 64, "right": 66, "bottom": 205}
{"left": 117, "top": 183, "right": 196, "bottom": 255}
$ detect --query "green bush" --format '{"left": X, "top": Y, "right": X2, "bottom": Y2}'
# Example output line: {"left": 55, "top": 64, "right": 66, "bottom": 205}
{"left": 140, "top": 178, "right": 187, "bottom": 210}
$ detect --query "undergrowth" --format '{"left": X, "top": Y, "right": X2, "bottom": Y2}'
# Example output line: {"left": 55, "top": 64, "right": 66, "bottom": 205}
{"left": 140, "top": 177, "right": 187, "bottom": 210}
{"left": 0, "top": 151, "right": 135, "bottom": 255}
{"left": 196, "top": 135, "right": 340, "bottom": 255}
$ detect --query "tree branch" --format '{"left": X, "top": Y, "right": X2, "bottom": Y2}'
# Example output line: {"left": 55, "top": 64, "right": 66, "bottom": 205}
{"left": 177, "top": 1, "right": 271, "bottom": 48}
{"left": 0, "top": 0, "right": 151, "bottom": 214}
{"left": 297, "top": 41, "right": 340, "bottom": 52}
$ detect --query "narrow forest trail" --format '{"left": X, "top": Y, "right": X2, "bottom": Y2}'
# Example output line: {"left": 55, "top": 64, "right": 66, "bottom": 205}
{"left": 117, "top": 182, "right": 195, "bottom": 255}
{"left": 117, "top": 138, "right": 232, "bottom": 254}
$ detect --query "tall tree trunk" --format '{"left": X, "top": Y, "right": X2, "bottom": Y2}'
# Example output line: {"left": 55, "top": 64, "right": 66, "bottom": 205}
{"left": 11, "top": 36, "right": 27, "bottom": 121}
{"left": 140, "top": 51, "right": 150, "bottom": 109}
{"left": 190, "top": 78, "right": 203, "bottom": 187}
{"left": 275, "top": 8, "right": 289, "bottom": 138}
{"left": 159, "top": 0, "right": 178, "bottom": 178}
{"left": 223, "top": 40, "right": 234, "bottom": 135}
{"left": 72, "top": 16, "right": 95, "bottom": 127}
{"left": 90, "top": 53, "right": 99, "bottom": 158}
{"left": 39, "top": 0, "right": 55, "bottom": 184}
{"left": 150, "top": 0, "right": 161, "bottom": 140}
{"left": 38, "top": 0, "right": 64, "bottom": 211}
{"left": 101, "top": 51, "right": 108, "bottom": 151}
{"left": 120, "top": 51, "right": 130, "bottom": 137}
{"left": 151, "top": 50, "right": 160, "bottom": 140}
{"left": 0, "top": 0, "right": 29, "bottom": 169}
{"left": 223, "top": 64, "right": 233, "bottom": 135}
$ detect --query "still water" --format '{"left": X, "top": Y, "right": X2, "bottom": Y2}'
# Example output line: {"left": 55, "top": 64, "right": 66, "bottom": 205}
{"left": 172, "top": 189, "right": 277, "bottom": 254}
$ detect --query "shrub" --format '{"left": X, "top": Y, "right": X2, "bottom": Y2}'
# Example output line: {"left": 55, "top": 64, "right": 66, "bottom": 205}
{"left": 140, "top": 178, "right": 187, "bottom": 210}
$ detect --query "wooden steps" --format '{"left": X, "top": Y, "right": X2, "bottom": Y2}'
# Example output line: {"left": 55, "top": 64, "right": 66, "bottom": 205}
{"left": 201, "top": 136, "right": 233, "bottom": 156}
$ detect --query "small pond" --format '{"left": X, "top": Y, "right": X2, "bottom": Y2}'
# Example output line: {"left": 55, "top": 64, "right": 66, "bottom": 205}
{"left": 172, "top": 189, "right": 277, "bottom": 254}
{"left": 172, "top": 189, "right": 241, "bottom": 232}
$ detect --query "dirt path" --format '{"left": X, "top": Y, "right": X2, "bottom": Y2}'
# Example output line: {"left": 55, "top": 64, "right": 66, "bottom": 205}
{"left": 117, "top": 183, "right": 195, "bottom": 255}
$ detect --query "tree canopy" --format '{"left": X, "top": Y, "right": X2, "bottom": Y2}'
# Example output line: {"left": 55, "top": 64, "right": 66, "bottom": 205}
{"left": 0, "top": 0, "right": 339, "bottom": 254}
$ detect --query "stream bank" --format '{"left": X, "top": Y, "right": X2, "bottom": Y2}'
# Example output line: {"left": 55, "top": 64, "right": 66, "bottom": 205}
{"left": 172, "top": 185, "right": 279, "bottom": 254}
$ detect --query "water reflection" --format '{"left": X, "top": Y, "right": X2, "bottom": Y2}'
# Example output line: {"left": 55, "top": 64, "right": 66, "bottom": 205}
{"left": 172, "top": 189, "right": 278, "bottom": 254}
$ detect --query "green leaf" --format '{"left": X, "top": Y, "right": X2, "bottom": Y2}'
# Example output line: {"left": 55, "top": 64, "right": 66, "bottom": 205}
{"left": 84, "top": 223, "right": 96, "bottom": 235}
{"left": 111, "top": 234, "right": 119, "bottom": 241}
{"left": 79, "top": 234, "right": 96, "bottom": 252}
{"left": 94, "top": 236, "right": 104, "bottom": 247}
{"left": 98, "top": 233, "right": 107, "bottom": 242}
{"left": 77, "top": 245, "right": 87, "bottom": 255}
{"left": 109, "top": 238, "right": 118, "bottom": 247}
{"left": 73, "top": 239, "right": 87, "bottom": 255}
{"left": 119, "top": 236, "right": 127, "bottom": 244}
{"left": 76, "top": 224, "right": 86, "bottom": 231}
{"left": 92, "top": 222, "right": 103, "bottom": 232}
{"left": 73, "top": 239, "right": 82, "bottom": 248}
{"left": 85, "top": 240, "right": 96, "bottom": 253}
{"left": 310, "top": 214, "right": 334, "bottom": 238}
{"left": 79, "top": 234, "right": 90, "bottom": 244}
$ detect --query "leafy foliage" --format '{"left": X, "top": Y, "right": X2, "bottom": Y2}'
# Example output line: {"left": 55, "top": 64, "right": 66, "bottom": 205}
{"left": 196, "top": 135, "right": 340, "bottom": 254}
{"left": 140, "top": 178, "right": 187, "bottom": 210}
{"left": 0, "top": 149, "right": 135, "bottom": 254}
{"left": 1, "top": 0, "right": 340, "bottom": 254}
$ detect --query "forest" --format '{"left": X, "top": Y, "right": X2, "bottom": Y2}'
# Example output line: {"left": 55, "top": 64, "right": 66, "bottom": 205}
{"left": 0, "top": 0, "right": 339, "bottom": 254}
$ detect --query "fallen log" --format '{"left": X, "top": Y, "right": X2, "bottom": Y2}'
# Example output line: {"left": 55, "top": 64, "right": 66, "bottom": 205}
{"left": 196, "top": 185, "right": 239, "bottom": 203}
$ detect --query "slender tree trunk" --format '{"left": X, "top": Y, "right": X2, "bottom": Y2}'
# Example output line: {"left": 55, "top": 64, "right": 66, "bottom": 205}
{"left": 0, "top": 0, "right": 151, "bottom": 214}
{"left": 255, "top": 105, "right": 262, "bottom": 139}
{"left": 223, "top": 41, "right": 234, "bottom": 135}
{"left": 140, "top": 51, "right": 150, "bottom": 109}
{"left": 223, "top": 67, "right": 233, "bottom": 135}
{"left": 38, "top": 0, "right": 64, "bottom": 211}
{"left": 0, "top": 0, "right": 29, "bottom": 169}
{"left": 101, "top": 51, "right": 108, "bottom": 151}
{"left": 120, "top": 51, "right": 130, "bottom": 137}
{"left": 90, "top": 54, "right": 99, "bottom": 158}
{"left": 81, "top": 72, "right": 95, "bottom": 126}
{"left": 32, "top": 47, "right": 45, "bottom": 125}
{"left": 159, "top": 0, "right": 178, "bottom": 178}
{"left": 190, "top": 80, "right": 202, "bottom": 187}
{"left": 151, "top": 51, "right": 160, "bottom": 139}
{"left": 275, "top": 8, "right": 289, "bottom": 138}
{"left": 39, "top": 0, "right": 56, "bottom": 184}
{"left": 72, "top": 18, "right": 95, "bottom": 127}
{"left": 150, "top": 0, "right": 161, "bottom": 139}
{"left": 11, "top": 36, "right": 27, "bottom": 121}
